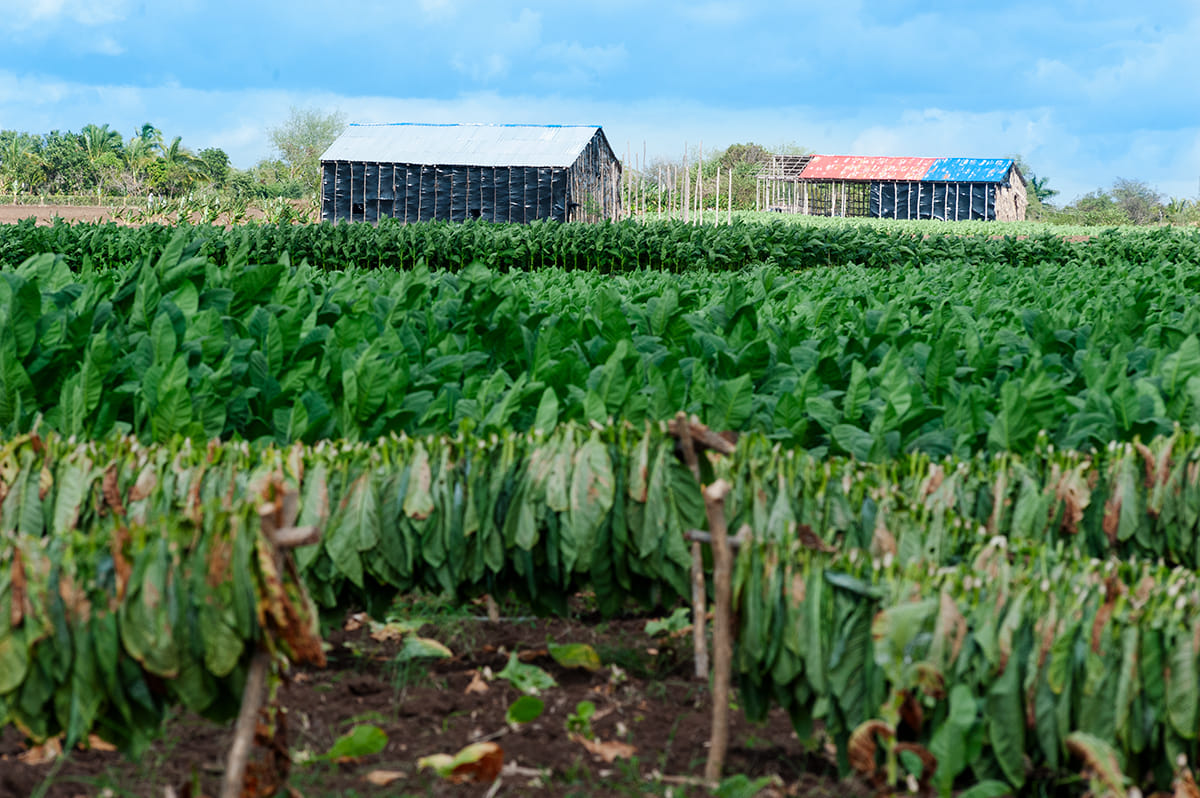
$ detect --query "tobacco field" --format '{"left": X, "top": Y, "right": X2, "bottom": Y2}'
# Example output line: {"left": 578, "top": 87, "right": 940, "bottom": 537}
{"left": 4, "top": 218, "right": 1200, "bottom": 795}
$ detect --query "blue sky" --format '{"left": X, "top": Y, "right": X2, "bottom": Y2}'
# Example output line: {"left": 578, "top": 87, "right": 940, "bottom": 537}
{"left": 2, "top": 0, "right": 1198, "bottom": 204}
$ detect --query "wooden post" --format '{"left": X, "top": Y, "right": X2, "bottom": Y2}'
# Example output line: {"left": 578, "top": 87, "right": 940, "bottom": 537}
{"left": 658, "top": 166, "right": 663, "bottom": 219}
{"left": 628, "top": 141, "right": 638, "bottom": 219}
{"left": 728, "top": 166, "right": 733, "bottom": 224}
{"left": 642, "top": 141, "right": 647, "bottom": 222}
{"left": 703, "top": 479, "right": 734, "bottom": 785}
{"left": 697, "top": 141, "right": 703, "bottom": 225}
{"left": 713, "top": 165, "right": 720, "bottom": 227}
{"left": 683, "top": 144, "right": 689, "bottom": 224}
{"left": 221, "top": 650, "right": 270, "bottom": 798}
{"left": 674, "top": 412, "right": 709, "bottom": 680}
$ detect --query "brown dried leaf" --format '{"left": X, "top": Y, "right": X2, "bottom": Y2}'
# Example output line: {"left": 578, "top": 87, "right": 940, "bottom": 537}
{"left": 1135, "top": 441, "right": 1156, "bottom": 488}
{"left": 464, "top": 671, "right": 490, "bottom": 695}
{"left": 1053, "top": 462, "right": 1091, "bottom": 536}
{"left": 10, "top": 546, "right": 27, "bottom": 628}
{"left": 102, "top": 464, "right": 125, "bottom": 516}
{"left": 1102, "top": 488, "right": 1122, "bottom": 548}
{"left": 254, "top": 537, "right": 325, "bottom": 667}
{"left": 364, "top": 770, "right": 406, "bottom": 787}
{"left": 38, "top": 464, "right": 52, "bottom": 501}
{"left": 847, "top": 720, "right": 894, "bottom": 783}
{"left": 207, "top": 537, "right": 232, "bottom": 589}
{"left": 797, "top": 523, "right": 837, "bottom": 554}
{"left": 1066, "top": 731, "right": 1125, "bottom": 797}
{"left": 899, "top": 690, "right": 925, "bottom": 733}
{"left": 1176, "top": 764, "right": 1200, "bottom": 798}
{"left": 110, "top": 524, "right": 132, "bottom": 602}
{"left": 570, "top": 733, "right": 636, "bottom": 763}
{"left": 788, "top": 571, "right": 806, "bottom": 608}
{"left": 935, "top": 590, "right": 967, "bottom": 666}
{"left": 420, "top": 742, "right": 505, "bottom": 784}
{"left": 869, "top": 516, "right": 896, "bottom": 559}
{"left": 913, "top": 662, "right": 946, "bottom": 701}
{"left": 921, "top": 465, "right": 945, "bottom": 498}
{"left": 85, "top": 734, "right": 117, "bottom": 752}
{"left": 344, "top": 612, "right": 367, "bottom": 632}
{"left": 127, "top": 463, "right": 157, "bottom": 503}
{"left": 185, "top": 464, "right": 206, "bottom": 526}
{"left": 19, "top": 737, "right": 62, "bottom": 765}
{"left": 57, "top": 575, "right": 91, "bottom": 623}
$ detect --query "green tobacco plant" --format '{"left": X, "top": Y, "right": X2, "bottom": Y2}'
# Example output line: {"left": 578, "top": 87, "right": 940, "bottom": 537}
{"left": 6, "top": 225, "right": 1200, "bottom": 457}
{"left": 506, "top": 695, "right": 545, "bottom": 725}
{"left": 566, "top": 700, "right": 596, "bottom": 739}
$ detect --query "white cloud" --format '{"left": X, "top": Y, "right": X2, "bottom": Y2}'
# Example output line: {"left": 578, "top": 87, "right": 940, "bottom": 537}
{"left": 91, "top": 35, "right": 125, "bottom": 56}
{"left": 533, "top": 41, "right": 626, "bottom": 86}
{"left": 448, "top": 8, "right": 542, "bottom": 81}
{"left": 0, "top": 0, "right": 132, "bottom": 29}
{"left": 1026, "top": 14, "right": 1200, "bottom": 108}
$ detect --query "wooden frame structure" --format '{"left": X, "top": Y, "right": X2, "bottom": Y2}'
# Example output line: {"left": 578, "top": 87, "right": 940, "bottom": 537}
{"left": 756, "top": 154, "right": 1027, "bottom": 221}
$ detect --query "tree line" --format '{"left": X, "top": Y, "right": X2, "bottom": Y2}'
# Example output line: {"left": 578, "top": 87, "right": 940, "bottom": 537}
{"left": 0, "top": 108, "right": 344, "bottom": 203}
{"left": 3, "top": 113, "right": 1195, "bottom": 226}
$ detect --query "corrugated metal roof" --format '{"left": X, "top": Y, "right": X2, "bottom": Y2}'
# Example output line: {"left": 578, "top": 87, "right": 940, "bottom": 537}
{"left": 922, "top": 158, "right": 1014, "bottom": 183}
{"left": 800, "top": 155, "right": 937, "bottom": 181}
{"left": 320, "top": 123, "right": 605, "bottom": 167}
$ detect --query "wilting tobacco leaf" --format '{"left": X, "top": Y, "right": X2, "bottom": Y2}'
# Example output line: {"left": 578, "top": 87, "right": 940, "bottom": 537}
{"left": 548, "top": 642, "right": 602, "bottom": 672}
{"left": 418, "top": 741, "right": 504, "bottom": 784}
{"left": 496, "top": 651, "right": 556, "bottom": 695}
{"left": 325, "top": 724, "right": 388, "bottom": 762}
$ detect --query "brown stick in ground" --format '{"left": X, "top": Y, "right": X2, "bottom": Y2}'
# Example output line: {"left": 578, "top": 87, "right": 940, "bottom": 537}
{"left": 703, "top": 479, "right": 734, "bottom": 785}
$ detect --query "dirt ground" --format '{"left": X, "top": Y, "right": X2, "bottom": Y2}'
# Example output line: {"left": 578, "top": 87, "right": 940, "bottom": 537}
{"left": 0, "top": 599, "right": 870, "bottom": 798}
{"left": 0, "top": 202, "right": 313, "bottom": 227}
{"left": 0, "top": 204, "right": 125, "bottom": 225}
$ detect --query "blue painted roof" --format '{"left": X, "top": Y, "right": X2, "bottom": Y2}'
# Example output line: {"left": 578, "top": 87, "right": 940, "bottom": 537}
{"left": 922, "top": 158, "right": 1014, "bottom": 183}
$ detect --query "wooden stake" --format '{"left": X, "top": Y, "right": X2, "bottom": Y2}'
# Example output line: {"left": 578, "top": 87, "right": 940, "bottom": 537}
{"left": 703, "top": 480, "right": 735, "bottom": 785}
{"left": 673, "top": 412, "right": 709, "bottom": 680}
{"left": 714, "top": 165, "right": 720, "bottom": 228}
{"left": 727, "top": 166, "right": 733, "bottom": 224}
{"left": 221, "top": 649, "right": 270, "bottom": 798}
{"left": 683, "top": 143, "right": 689, "bottom": 224}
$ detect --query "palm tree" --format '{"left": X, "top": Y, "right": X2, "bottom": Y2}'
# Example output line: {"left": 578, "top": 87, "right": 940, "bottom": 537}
{"left": 0, "top": 135, "right": 46, "bottom": 197}
{"left": 160, "top": 136, "right": 198, "bottom": 168}
{"left": 148, "top": 135, "right": 202, "bottom": 196}
{"left": 80, "top": 123, "right": 123, "bottom": 162}
{"left": 1029, "top": 175, "right": 1059, "bottom": 204}
{"left": 135, "top": 123, "right": 163, "bottom": 152}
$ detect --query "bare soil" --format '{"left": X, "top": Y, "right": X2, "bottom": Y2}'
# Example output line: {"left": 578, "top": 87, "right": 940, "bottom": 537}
{"left": 0, "top": 202, "right": 314, "bottom": 227}
{"left": 0, "top": 204, "right": 126, "bottom": 226}
{"left": 0, "top": 601, "right": 870, "bottom": 798}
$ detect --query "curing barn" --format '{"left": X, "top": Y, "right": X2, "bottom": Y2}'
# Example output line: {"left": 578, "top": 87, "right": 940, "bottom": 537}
{"left": 756, "top": 154, "right": 1027, "bottom": 221}
{"left": 320, "top": 122, "right": 622, "bottom": 224}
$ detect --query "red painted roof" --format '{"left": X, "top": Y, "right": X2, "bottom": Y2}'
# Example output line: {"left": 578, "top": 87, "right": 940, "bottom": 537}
{"left": 799, "top": 155, "right": 937, "bottom": 181}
